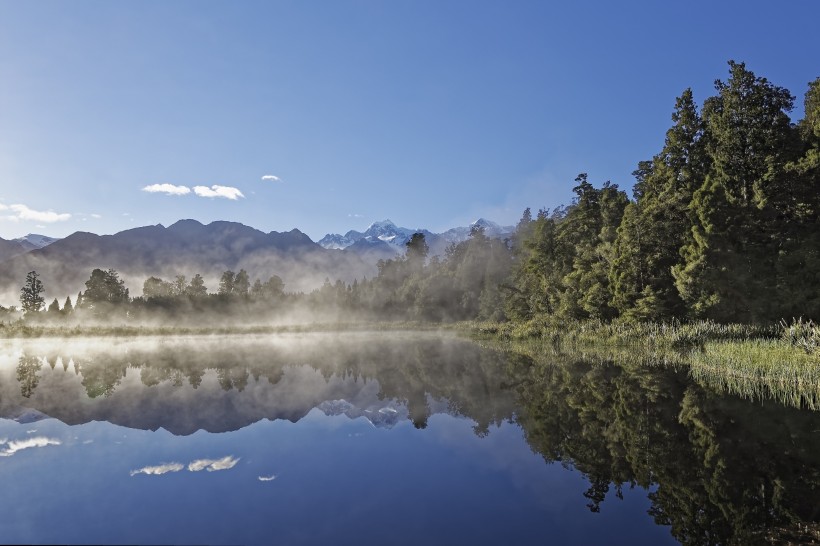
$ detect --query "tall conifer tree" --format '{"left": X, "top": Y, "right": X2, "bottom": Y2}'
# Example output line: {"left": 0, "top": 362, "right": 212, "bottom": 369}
{"left": 674, "top": 62, "right": 794, "bottom": 322}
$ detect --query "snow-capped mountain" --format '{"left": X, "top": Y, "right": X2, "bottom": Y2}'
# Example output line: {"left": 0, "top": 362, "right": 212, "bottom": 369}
{"left": 318, "top": 220, "right": 432, "bottom": 251}
{"left": 439, "top": 218, "right": 514, "bottom": 244}
{"left": 13, "top": 234, "right": 60, "bottom": 252}
{"left": 316, "top": 398, "right": 408, "bottom": 429}
{"left": 318, "top": 218, "right": 514, "bottom": 255}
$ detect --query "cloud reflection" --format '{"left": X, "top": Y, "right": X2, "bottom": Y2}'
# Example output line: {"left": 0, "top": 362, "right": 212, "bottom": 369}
{"left": 0, "top": 436, "right": 62, "bottom": 457}
{"left": 129, "top": 463, "right": 185, "bottom": 476}
{"left": 188, "top": 456, "right": 240, "bottom": 472}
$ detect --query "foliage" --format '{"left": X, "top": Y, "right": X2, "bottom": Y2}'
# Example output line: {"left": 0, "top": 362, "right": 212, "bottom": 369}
{"left": 508, "top": 61, "right": 819, "bottom": 325}
{"left": 20, "top": 271, "right": 45, "bottom": 315}
{"left": 82, "top": 268, "right": 129, "bottom": 306}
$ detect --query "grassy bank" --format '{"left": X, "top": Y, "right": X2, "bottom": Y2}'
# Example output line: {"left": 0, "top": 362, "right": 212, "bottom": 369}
{"left": 472, "top": 318, "right": 820, "bottom": 410}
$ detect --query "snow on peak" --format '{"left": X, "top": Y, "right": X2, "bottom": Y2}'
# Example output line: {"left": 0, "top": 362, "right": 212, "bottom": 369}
{"left": 13, "top": 233, "right": 60, "bottom": 251}
{"left": 317, "top": 218, "right": 513, "bottom": 252}
{"left": 368, "top": 219, "right": 396, "bottom": 230}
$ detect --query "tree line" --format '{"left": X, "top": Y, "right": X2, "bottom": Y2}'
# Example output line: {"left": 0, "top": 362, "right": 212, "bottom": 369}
{"left": 338, "top": 62, "right": 820, "bottom": 325}
{"left": 15, "top": 267, "right": 289, "bottom": 322}
{"left": 506, "top": 62, "right": 819, "bottom": 324}
{"left": 11, "top": 62, "right": 820, "bottom": 325}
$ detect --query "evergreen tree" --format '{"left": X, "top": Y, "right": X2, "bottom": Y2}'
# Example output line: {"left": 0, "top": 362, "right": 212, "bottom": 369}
{"left": 143, "top": 276, "right": 173, "bottom": 298}
{"left": 557, "top": 175, "right": 627, "bottom": 320}
{"left": 234, "top": 269, "right": 251, "bottom": 296}
{"left": 187, "top": 274, "right": 208, "bottom": 297}
{"left": 261, "top": 275, "right": 285, "bottom": 299}
{"left": 506, "top": 209, "right": 564, "bottom": 320}
{"left": 406, "top": 232, "right": 429, "bottom": 274}
{"left": 218, "top": 271, "right": 235, "bottom": 295}
{"left": 20, "top": 271, "right": 45, "bottom": 315}
{"left": 82, "top": 268, "right": 129, "bottom": 309}
{"left": 611, "top": 88, "right": 706, "bottom": 320}
{"left": 674, "top": 61, "right": 795, "bottom": 322}
{"left": 779, "top": 78, "right": 820, "bottom": 318}
{"left": 172, "top": 275, "right": 187, "bottom": 297}
{"left": 63, "top": 296, "right": 73, "bottom": 315}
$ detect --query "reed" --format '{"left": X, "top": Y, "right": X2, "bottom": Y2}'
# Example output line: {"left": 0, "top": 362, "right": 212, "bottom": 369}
{"left": 473, "top": 318, "right": 820, "bottom": 410}
{"left": 689, "top": 340, "right": 820, "bottom": 410}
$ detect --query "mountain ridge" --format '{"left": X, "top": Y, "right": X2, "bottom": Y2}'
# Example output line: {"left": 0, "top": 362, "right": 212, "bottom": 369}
{"left": 318, "top": 218, "right": 514, "bottom": 259}
{"left": 0, "top": 218, "right": 515, "bottom": 304}
{"left": 0, "top": 219, "right": 368, "bottom": 302}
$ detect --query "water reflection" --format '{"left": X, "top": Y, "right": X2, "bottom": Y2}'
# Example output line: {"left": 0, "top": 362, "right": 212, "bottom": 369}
{"left": 2, "top": 334, "right": 517, "bottom": 436}
{"left": 16, "top": 355, "right": 41, "bottom": 398}
{"left": 505, "top": 347, "right": 820, "bottom": 544}
{"left": 1, "top": 333, "right": 820, "bottom": 544}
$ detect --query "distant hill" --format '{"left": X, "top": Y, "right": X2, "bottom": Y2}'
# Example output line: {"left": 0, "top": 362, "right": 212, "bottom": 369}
{"left": 13, "top": 234, "right": 60, "bottom": 252}
{"left": 0, "top": 237, "right": 28, "bottom": 263}
{"left": 0, "top": 219, "right": 372, "bottom": 302}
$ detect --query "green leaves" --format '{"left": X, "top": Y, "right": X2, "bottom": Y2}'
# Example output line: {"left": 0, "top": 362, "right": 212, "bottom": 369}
{"left": 510, "top": 61, "right": 820, "bottom": 324}
{"left": 20, "top": 270, "right": 45, "bottom": 315}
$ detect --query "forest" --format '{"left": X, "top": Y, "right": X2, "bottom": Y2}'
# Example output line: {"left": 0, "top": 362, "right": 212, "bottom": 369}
{"left": 8, "top": 62, "right": 820, "bottom": 331}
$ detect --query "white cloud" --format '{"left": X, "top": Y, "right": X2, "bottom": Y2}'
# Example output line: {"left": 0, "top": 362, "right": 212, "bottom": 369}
{"left": 130, "top": 462, "right": 184, "bottom": 476}
{"left": 261, "top": 175, "right": 280, "bottom": 182}
{"left": 188, "top": 455, "right": 240, "bottom": 472}
{"left": 142, "top": 183, "right": 191, "bottom": 196}
{"left": 90, "top": 214, "right": 102, "bottom": 219}
{"left": 348, "top": 213, "right": 364, "bottom": 218}
{"left": 0, "top": 436, "right": 61, "bottom": 457}
{"left": 193, "top": 185, "right": 244, "bottom": 200}
{"left": 0, "top": 203, "right": 71, "bottom": 223}
{"left": 258, "top": 474, "right": 277, "bottom": 482}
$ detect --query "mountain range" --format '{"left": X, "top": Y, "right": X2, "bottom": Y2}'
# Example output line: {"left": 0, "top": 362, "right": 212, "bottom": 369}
{"left": 0, "top": 220, "right": 366, "bottom": 301}
{"left": 318, "top": 218, "right": 514, "bottom": 261}
{"left": 0, "top": 218, "right": 513, "bottom": 302}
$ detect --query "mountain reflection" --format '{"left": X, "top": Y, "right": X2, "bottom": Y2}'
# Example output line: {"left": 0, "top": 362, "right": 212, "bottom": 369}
{"left": 2, "top": 333, "right": 517, "bottom": 436}
{"left": 2, "top": 333, "right": 820, "bottom": 543}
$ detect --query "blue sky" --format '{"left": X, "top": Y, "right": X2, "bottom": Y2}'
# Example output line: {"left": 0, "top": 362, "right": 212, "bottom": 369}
{"left": 0, "top": 1, "right": 818, "bottom": 241}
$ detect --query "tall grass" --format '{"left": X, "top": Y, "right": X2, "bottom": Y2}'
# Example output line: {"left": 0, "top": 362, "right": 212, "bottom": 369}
{"left": 474, "top": 318, "right": 820, "bottom": 410}
{"left": 780, "top": 317, "right": 820, "bottom": 355}
{"left": 689, "top": 340, "right": 820, "bottom": 410}
{"left": 477, "top": 318, "right": 779, "bottom": 348}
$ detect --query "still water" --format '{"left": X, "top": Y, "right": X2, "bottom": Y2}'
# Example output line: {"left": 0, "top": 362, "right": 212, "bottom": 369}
{"left": 0, "top": 332, "right": 818, "bottom": 545}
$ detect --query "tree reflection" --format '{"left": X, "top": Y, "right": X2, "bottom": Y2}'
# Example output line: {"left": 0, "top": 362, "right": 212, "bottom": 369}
{"left": 505, "top": 345, "right": 820, "bottom": 544}
{"left": 16, "top": 355, "right": 42, "bottom": 398}
{"left": 75, "top": 357, "right": 127, "bottom": 398}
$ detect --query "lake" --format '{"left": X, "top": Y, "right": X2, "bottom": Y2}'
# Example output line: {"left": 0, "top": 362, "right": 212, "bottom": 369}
{"left": 0, "top": 332, "right": 818, "bottom": 545}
